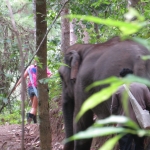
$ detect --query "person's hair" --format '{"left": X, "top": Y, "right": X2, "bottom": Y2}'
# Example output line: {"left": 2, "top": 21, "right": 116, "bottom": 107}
{"left": 119, "top": 68, "right": 133, "bottom": 77}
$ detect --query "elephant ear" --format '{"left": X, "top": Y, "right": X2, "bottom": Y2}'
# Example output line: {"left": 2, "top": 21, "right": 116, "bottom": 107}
{"left": 65, "top": 50, "right": 80, "bottom": 81}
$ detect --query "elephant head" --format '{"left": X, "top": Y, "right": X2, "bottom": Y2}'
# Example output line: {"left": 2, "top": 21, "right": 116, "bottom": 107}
{"left": 59, "top": 50, "right": 81, "bottom": 100}
{"left": 58, "top": 50, "right": 82, "bottom": 150}
{"left": 59, "top": 37, "right": 150, "bottom": 150}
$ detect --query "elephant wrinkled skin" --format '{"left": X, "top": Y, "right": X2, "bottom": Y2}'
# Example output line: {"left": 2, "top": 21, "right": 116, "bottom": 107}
{"left": 59, "top": 37, "right": 150, "bottom": 150}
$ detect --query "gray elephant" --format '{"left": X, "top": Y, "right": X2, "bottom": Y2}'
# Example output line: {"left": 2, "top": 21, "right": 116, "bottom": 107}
{"left": 59, "top": 37, "right": 150, "bottom": 150}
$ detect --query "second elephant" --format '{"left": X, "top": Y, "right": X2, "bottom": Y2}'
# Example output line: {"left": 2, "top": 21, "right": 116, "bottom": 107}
{"left": 59, "top": 37, "right": 150, "bottom": 150}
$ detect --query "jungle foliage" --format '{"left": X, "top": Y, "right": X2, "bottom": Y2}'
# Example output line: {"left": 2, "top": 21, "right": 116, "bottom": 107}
{"left": 0, "top": 0, "right": 150, "bottom": 127}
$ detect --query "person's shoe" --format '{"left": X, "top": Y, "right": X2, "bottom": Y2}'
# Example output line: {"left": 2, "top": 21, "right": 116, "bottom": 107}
{"left": 26, "top": 113, "right": 34, "bottom": 124}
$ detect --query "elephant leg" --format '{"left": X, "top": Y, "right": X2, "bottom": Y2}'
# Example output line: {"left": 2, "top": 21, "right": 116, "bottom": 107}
{"left": 63, "top": 100, "right": 74, "bottom": 150}
{"left": 63, "top": 143, "right": 74, "bottom": 150}
{"left": 74, "top": 110, "right": 94, "bottom": 150}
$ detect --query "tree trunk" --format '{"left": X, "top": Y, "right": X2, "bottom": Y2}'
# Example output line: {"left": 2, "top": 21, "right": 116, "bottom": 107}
{"left": 80, "top": 21, "right": 90, "bottom": 43}
{"left": 70, "top": 19, "right": 77, "bottom": 45}
{"left": 61, "top": 0, "right": 70, "bottom": 53}
{"left": 36, "top": 0, "right": 51, "bottom": 150}
{"left": 32, "top": 0, "right": 36, "bottom": 39}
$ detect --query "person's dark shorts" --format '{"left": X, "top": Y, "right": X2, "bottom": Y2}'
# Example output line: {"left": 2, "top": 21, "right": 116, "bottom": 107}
{"left": 28, "top": 86, "right": 37, "bottom": 98}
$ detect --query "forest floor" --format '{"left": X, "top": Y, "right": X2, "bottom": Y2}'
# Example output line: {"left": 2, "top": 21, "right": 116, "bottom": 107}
{"left": 0, "top": 97, "right": 116, "bottom": 150}
{"left": 0, "top": 98, "right": 64, "bottom": 150}
{"left": 1, "top": 98, "right": 150, "bottom": 150}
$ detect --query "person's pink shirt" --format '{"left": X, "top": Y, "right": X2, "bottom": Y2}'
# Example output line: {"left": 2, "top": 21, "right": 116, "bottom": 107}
{"left": 27, "top": 65, "right": 52, "bottom": 87}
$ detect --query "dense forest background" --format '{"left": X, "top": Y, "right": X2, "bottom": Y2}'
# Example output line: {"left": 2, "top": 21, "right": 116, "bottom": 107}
{"left": 0, "top": 0, "right": 150, "bottom": 149}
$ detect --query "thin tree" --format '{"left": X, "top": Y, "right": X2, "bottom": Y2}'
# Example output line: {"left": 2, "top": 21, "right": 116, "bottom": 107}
{"left": 36, "top": 0, "right": 51, "bottom": 149}
{"left": 61, "top": 0, "right": 70, "bottom": 53}
{"left": 6, "top": 0, "right": 26, "bottom": 149}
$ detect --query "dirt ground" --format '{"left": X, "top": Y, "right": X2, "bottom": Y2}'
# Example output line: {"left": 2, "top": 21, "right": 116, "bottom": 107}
{"left": 0, "top": 98, "right": 150, "bottom": 150}
{"left": 0, "top": 98, "right": 105, "bottom": 150}
{"left": 0, "top": 98, "right": 64, "bottom": 150}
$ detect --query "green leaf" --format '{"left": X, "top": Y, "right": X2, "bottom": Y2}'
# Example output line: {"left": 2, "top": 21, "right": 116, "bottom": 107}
{"left": 66, "top": 15, "right": 146, "bottom": 36}
{"left": 123, "top": 75, "right": 150, "bottom": 87}
{"left": 86, "top": 76, "right": 121, "bottom": 91}
{"left": 65, "top": 126, "right": 135, "bottom": 143}
{"left": 5, "top": 73, "right": 13, "bottom": 78}
{"left": 3, "top": 98, "right": 8, "bottom": 104}
{"left": 76, "top": 82, "right": 123, "bottom": 121}
{"left": 66, "top": 127, "right": 123, "bottom": 142}
{"left": 124, "top": 7, "right": 145, "bottom": 21}
{"left": 142, "top": 55, "right": 150, "bottom": 60}
{"left": 59, "top": 62, "right": 70, "bottom": 68}
{"left": 39, "top": 78, "right": 51, "bottom": 84}
{"left": 94, "top": 116, "right": 139, "bottom": 130}
{"left": 99, "top": 134, "right": 124, "bottom": 150}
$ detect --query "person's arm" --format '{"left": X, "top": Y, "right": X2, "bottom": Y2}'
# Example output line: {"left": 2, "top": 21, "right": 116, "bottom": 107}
{"left": 47, "top": 68, "right": 52, "bottom": 77}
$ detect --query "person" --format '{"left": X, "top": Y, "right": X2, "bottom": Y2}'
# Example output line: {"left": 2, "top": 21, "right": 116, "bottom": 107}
{"left": 110, "top": 68, "right": 150, "bottom": 150}
{"left": 14, "top": 61, "right": 52, "bottom": 124}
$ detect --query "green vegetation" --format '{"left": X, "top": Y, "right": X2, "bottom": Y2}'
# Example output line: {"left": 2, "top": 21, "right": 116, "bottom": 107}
{"left": 1, "top": 2, "right": 150, "bottom": 150}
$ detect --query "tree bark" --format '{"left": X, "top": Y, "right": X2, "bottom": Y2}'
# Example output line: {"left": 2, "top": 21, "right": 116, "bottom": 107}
{"left": 61, "top": 0, "right": 70, "bottom": 53}
{"left": 36, "top": 0, "right": 51, "bottom": 150}
{"left": 32, "top": 0, "right": 36, "bottom": 39}
{"left": 70, "top": 19, "right": 77, "bottom": 45}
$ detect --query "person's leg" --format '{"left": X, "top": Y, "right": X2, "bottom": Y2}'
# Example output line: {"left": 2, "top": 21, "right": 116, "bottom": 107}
{"left": 133, "top": 134, "right": 145, "bottom": 150}
{"left": 29, "top": 95, "right": 38, "bottom": 123}
{"left": 27, "top": 87, "right": 38, "bottom": 123}
{"left": 30, "top": 95, "right": 38, "bottom": 115}
{"left": 27, "top": 96, "right": 37, "bottom": 123}
{"left": 119, "top": 134, "right": 133, "bottom": 150}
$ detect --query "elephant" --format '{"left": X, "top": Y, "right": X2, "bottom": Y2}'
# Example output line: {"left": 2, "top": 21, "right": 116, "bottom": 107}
{"left": 58, "top": 37, "right": 150, "bottom": 150}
